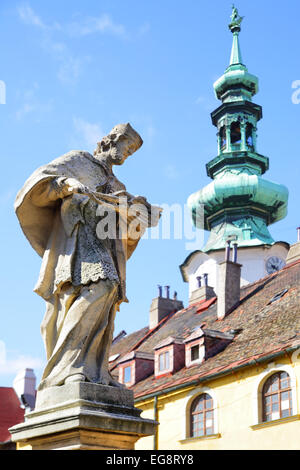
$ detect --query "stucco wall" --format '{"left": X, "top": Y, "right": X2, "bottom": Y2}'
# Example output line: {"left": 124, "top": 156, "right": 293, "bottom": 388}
{"left": 135, "top": 351, "right": 300, "bottom": 450}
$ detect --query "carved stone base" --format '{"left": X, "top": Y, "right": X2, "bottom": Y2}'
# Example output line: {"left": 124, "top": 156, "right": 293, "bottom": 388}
{"left": 9, "top": 382, "right": 157, "bottom": 450}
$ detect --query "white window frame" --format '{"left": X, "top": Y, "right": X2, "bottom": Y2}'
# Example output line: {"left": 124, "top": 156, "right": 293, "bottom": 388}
{"left": 182, "top": 386, "right": 219, "bottom": 440}
{"left": 123, "top": 364, "right": 132, "bottom": 384}
{"left": 252, "top": 360, "right": 298, "bottom": 426}
{"left": 158, "top": 350, "right": 170, "bottom": 372}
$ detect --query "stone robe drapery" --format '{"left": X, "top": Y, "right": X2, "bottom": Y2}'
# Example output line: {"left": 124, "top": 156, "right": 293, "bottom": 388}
{"left": 14, "top": 150, "right": 149, "bottom": 389}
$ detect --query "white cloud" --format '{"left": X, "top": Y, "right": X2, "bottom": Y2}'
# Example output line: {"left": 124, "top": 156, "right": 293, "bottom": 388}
{"left": 16, "top": 102, "right": 35, "bottom": 120}
{"left": 0, "top": 340, "right": 44, "bottom": 376}
{"left": 17, "top": 3, "right": 46, "bottom": 29}
{"left": 16, "top": 4, "right": 145, "bottom": 85}
{"left": 38, "top": 34, "right": 89, "bottom": 86}
{"left": 67, "top": 14, "right": 126, "bottom": 38}
{"left": 57, "top": 55, "right": 88, "bottom": 85}
{"left": 17, "top": 4, "right": 97, "bottom": 85}
{"left": 17, "top": 4, "right": 127, "bottom": 38}
{"left": 15, "top": 83, "right": 53, "bottom": 120}
{"left": 72, "top": 117, "right": 104, "bottom": 151}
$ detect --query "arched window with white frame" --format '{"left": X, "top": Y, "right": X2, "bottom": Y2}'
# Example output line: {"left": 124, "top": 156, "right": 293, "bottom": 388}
{"left": 262, "top": 371, "right": 293, "bottom": 422}
{"left": 252, "top": 363, "right": 298, "bottom": 426}
{"left": 190, "top": 393, "right": 214, "bottom": 437}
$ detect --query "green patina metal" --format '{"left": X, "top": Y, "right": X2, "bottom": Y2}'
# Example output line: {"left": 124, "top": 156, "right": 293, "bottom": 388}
{"left": 188, "top": 6, "right": 288, "bottom": 252}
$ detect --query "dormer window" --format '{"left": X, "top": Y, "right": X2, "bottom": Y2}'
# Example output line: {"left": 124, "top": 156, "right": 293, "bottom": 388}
{"left": 124, "top": 365, "right": 132, "bottom": 384}
{"left": 191, "top": 344, "right": 200, "bottom": 362}
{"left": 184, "top": 328, "right": 234, "bottom": 368}
{"left": 154, "top": 337, "right": 185, "bottom": 378}
{"left": 184, "top": 328, "right": 205, "bottom": 367}
{"left": 118, "top": 360, "right": 134, "bottom": 387}
{"left": 158, "top": 350, "right": 170, "bottom": 372}
{"left": 116, "top": 351, "right": 154, "bottom": 387}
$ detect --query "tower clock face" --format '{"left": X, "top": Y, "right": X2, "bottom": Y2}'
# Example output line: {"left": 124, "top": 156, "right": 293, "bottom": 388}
{"left": 265, "top": 256, "right": 285, "bottom": 274}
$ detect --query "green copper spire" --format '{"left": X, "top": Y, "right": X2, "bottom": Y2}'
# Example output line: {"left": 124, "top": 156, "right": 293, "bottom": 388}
{"left": 229, "top": 29, "right": 243, "bottom": 65}
{"left": 213, "top": 7, "right": 258, "bottom": 103}
{"left": 187, "top": 7, "right": 289, "bottom": 253}
{"left": 229, "top": 5, "right": 244, "bottom": 65}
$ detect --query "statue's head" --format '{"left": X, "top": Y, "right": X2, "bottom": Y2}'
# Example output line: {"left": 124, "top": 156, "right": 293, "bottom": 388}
{"left": 94, "top": 123, "right": 143, "bottom": 165}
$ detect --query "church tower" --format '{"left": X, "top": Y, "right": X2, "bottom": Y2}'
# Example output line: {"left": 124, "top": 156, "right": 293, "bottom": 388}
{"left": 181, "top": 6, "right": 289, "bottom": 300}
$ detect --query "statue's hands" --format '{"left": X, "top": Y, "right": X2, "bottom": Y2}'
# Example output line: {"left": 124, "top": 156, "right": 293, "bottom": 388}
{"left": 110, "top": 191, "right": 149, "bottom": 207}
{"left": 60, "top": 178, "right": 90, "bottom": 198}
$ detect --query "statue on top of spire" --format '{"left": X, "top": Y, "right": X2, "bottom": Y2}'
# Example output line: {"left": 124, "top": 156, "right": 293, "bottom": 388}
{"left": 229, "top": 5, "right": 244, "bottom": 31}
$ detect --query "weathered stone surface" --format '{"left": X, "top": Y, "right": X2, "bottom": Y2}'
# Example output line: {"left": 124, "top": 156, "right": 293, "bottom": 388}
{"left": 10, "top": 382, "right": 157, "bottom": 450}
{"left": 35, "top": 381, "right": 134, "bottom": 410}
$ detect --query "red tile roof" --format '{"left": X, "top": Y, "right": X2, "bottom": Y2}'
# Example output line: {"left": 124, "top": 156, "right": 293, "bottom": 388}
{"left": 0, "top": 388, "right": 24, "bottom": 443}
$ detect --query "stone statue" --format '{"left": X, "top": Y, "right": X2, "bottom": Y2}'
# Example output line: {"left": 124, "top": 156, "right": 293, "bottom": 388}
{"left": 15, "top": 123, "right": 161, "bottom": 390}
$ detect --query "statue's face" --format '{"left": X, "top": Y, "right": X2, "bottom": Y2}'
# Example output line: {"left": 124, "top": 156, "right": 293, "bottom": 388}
{"left": 110, "top": 133, "right": 133, "bottom": 165}
{"left": 94, "top": 124, "right": 142, "bottom": 165}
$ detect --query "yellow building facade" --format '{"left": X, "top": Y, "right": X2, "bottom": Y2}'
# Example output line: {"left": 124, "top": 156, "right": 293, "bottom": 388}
{"left": 135, "top": 352, "right": 300, "bottom": 450}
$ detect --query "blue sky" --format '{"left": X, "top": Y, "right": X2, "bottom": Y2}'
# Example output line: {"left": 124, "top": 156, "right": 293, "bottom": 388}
{"left": 1, "top": 0, "right": 300, "bottom": 387}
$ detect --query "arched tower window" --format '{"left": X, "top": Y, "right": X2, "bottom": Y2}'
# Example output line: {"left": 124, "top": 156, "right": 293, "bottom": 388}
{"left": 190, "top": 393, "right": 214, "bottom": 437}
{"left": 246, "top": 122, "right": 254, "bottom": 148}
{"left": 230, "top": 121, "right": 241, "bottom": 147}
{"left": 220, "top": 126, "right": 226, "bottom": 150}
{"left": 262, "top": 371, "right": 292, "bottom": 422}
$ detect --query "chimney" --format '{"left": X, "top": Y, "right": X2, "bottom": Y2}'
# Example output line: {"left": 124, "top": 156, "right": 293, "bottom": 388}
{"left": 286, "top": 228, "right": 300, "bottom": 264}
{"left": 13, "top": 368, "right": 36, "bottom": 410}
{"left": 149, "top": 286, "right": 184, "bottom": 329}
{"left": 217, "top": 241, "right": 242, "bottom": 320}
{"left": 189, "top": 273, "right": 216, "bottom": 305}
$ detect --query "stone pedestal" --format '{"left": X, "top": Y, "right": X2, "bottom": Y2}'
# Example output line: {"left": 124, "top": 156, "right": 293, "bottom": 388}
{"left": 9, "top": 382, "right": 157, "bottom": 450}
